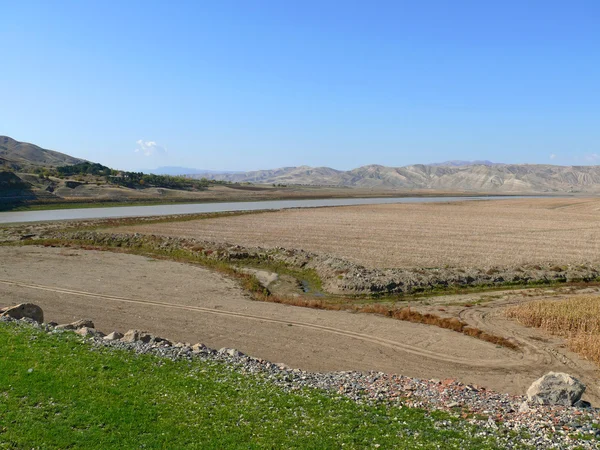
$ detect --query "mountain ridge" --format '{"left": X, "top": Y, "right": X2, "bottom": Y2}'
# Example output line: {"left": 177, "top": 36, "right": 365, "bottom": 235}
{"left": 190, "top": 163, "right": 600, "bottom": 193}
{"left": 2, "top": 135, "right": 600, "bottom": 193}
{"left": 0, "top": 136, "right": 85, "bottom": 170}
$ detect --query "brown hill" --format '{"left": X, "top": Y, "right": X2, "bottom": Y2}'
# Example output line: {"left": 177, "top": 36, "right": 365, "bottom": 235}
{"left": 194, "top": 163, "right": 600, "bottom": 193}
{"left": 0, "top": 136, "right": 85, "bottom": 170}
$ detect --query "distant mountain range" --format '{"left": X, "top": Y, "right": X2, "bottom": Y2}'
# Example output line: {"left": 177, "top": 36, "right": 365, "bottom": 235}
{"left": 142, "top": 166, "right": 243, "bottom": 176}
{"left": 190, "top": 163, "right": 600, "bottom": 193}
{"left": 428, "top": 160, "right": 498, "bottom": 167}
{"left": 148, "top": 161, "right": 499, "bottom": 175}
{"left": 2, "top": 135, "right": 600, "bottom": 193}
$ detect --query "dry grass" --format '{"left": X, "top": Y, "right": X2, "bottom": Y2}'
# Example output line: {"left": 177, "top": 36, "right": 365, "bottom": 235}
{"left": 505, "top": 295, "right": 600, "bottom": 363}
{"left": 116, "top": 198, "right": 600, "bottom": 269}
{"left": 261, "top": 294, "right": 518, "bottom": 349}
{"left": 359, "top": 304, "right": 519, "bottom": 349}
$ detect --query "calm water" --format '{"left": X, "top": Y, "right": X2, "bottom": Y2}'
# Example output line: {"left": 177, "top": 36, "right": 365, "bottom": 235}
{"left": 0, "top": 196, "right": 522, "bottom": 224}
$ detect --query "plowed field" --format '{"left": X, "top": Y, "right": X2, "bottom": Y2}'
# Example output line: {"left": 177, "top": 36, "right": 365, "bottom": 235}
{"left": 120, "top": 198, "right": 600, "bottom": 269}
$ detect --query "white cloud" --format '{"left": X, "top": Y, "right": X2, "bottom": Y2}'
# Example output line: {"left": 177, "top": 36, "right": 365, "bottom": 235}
{"left": 584, "top": 153, "right": 600, "bottom": 162}
{"left": 135, "top": 140, "right": 167, "bottom": 157}
{"left": 549, "top": 153, "right": 557, "bottom": 160}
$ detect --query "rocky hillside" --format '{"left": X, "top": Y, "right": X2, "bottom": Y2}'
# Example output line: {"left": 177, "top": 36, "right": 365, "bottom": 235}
{"left": 194, "top": 163, "right": 600, "bottom": 193}
{"left": 0, "top": 136, "right": 84, "bottom": 170}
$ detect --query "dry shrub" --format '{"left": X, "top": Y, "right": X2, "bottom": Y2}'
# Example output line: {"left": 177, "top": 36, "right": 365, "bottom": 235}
{"left": 570, "top": 333, "right": 600, "bottom": 364}
{"left": 506, "top": 295, "right": 600, "bottom": 364}
{"left": 359, "top": 304, "right": 392, "bottom": 316}
{"left": 253, "top": 294, "right": 518, "bottom": 349}
{"left": 358, "top": 306, "right": 518, "bottom": 350}
{"left": 506, "top": 296, "right": 600, "bottom": 335}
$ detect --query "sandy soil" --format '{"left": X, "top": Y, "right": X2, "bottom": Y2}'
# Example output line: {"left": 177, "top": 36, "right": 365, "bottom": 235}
{"left": 120, "top": 197, "right": 600, "bottom": 269}
{"left": 1, "top": 245, "right": 598, "bottom": 403}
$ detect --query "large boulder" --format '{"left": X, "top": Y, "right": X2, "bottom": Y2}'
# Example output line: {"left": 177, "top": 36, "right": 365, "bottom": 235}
{"left": 526, "top": 372, "right": 586, "bottom": 406}
{"left": 0, "top": 303, "right": 44, "bottom": 323}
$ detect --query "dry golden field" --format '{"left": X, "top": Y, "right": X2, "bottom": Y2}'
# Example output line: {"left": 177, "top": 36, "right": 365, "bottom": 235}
{"left": 120, "top": 197, "right": 600, "bottom": 269}
{"left": 506, "top": 295, "right": 600, "bottom": 364}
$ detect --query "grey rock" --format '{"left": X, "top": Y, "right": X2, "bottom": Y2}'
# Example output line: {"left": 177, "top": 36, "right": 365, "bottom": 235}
{"left": 174, "top": 342, "right": 191, "bottom": 348}
{"left": 0, "top": 303, "right": 44, "bottom": 323}
{"left": 218, "top": 347, "right": 244, "bottom": 357}
{"left": 121, "top": 329, "right": 171, "bottom": 346}
{"left": 104, "top": 331, "right": 124, "bottom": 341}
{"left": 56, "top": 319, "right": 95, "bottom": 331}
{"left": 121, "top": 329, "right": 148, "bottom": 343}
{"left": 191, "top": 343, "right": 207, "bottom": 353}
{"left": 526, "top": 372, "right": 585, "bottom": 406}
{"left": 519, "top": 401, "right": 530, "bottom": 413}
{"left": 574, "top": 399, "right": 592, "bottom": 409}
{"left": 75, "top": 327, "right": 105, "bottom": 338}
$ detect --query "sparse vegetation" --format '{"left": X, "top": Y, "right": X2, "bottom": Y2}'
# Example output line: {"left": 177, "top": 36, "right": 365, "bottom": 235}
{"left": 359, "top": 305, "right": 519, "bottom": 350}
{"left": 55, "top": 161, "right": 114, "bottom": 177}
{"left": 260, "top": 296, "right": 518, "bottom": 350}
{"left": 53, "top": 162, "right": 210, "bottom": 190}
{"left": 505, "top": 295, "right": 600, "bottom": 363}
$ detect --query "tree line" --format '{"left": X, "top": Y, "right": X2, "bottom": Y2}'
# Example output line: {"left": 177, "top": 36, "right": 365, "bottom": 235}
{"left": 45, "top": 162, "right": 212, "bottom": 190}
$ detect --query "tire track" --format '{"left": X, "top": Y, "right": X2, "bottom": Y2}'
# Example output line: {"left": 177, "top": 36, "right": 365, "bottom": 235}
{"left": 0, "top": 278, "right": 529, "bottom": 369}
{"left": 458, "top": 301, "right": 600, "bottom": 405}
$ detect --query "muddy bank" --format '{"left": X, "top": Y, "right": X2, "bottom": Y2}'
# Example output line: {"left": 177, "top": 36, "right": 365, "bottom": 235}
{"left": 27, "top": 230, "right": 600, "bottom": 296}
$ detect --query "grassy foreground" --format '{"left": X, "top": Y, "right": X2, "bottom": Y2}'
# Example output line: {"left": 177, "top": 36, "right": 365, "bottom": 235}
{"left": 0, "top": 321, "right": 504, "bottom": 449}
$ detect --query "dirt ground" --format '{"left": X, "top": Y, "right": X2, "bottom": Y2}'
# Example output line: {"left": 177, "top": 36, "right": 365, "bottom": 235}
{"left": 2, "top": 245, "right": 598, "bottom": 404}
{"left": 119, "top": 197, "right": 600, "bottom": 269}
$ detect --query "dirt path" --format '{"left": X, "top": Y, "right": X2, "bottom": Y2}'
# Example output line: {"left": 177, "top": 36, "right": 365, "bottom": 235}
{"left": 1, "top": 245, "right": 598, "bottom": 403}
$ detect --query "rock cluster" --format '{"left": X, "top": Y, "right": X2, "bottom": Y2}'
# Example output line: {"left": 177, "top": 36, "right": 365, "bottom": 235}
{"left": 56, "top": 319, "right": 94, "bottom": 330}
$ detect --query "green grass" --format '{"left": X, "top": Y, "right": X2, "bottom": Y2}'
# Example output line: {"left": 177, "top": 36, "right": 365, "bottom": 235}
{"left": 0, "top": 321, "right": 508, "bottom": 449}
{"left": 0, "top": 200, "right": 185, "bottom": 212}
{"left": 1, "top": 197, "right": 289, "bottom": 212}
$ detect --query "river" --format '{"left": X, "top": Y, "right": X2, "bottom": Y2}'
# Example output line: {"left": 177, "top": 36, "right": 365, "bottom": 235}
{"left": 0, "top": 196, "right": 523, "bottom": 224}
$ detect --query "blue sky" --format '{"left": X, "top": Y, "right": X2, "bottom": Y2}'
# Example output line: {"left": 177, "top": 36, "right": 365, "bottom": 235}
{"left": 1, "top": 1, "right": 599, "bottom": 171}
